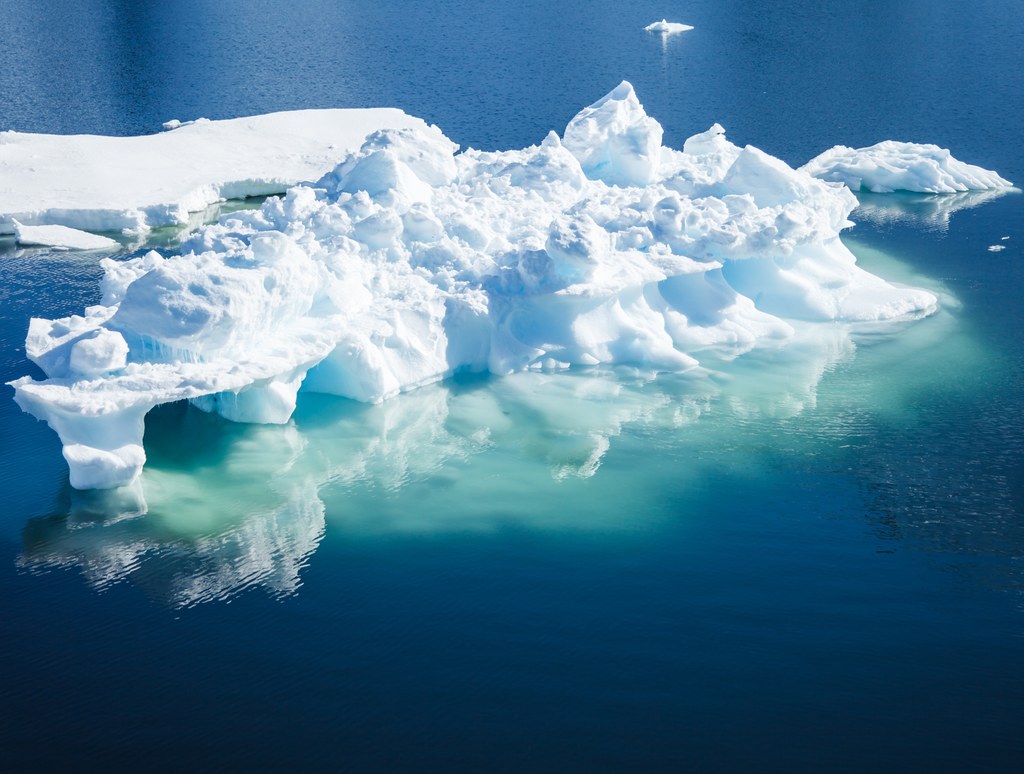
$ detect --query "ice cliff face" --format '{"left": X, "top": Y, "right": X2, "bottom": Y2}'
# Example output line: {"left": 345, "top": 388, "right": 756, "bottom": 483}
{"left": 11, "top": 82, "right": 945, "bottom": 490}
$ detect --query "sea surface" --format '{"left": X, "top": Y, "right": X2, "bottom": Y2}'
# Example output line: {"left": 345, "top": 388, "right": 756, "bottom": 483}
{"left": 1, "top": 1, "right": 1023, "bottom": 770}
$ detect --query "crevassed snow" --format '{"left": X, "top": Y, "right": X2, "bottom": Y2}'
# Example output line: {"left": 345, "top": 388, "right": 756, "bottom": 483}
{"left": 12, "top": 219, "right": 119, "bottom": 250}
{"left": 802, "top": 140, "right": 1013, "bottom": 193}
{"left": 0, "top": 108, "right": 428, "bottom": 235}
{"left": 645, "top": 19, "right": 694, "bottom": 34}
{"left": 11, "top": 81, "right": 947, "bottom": 490}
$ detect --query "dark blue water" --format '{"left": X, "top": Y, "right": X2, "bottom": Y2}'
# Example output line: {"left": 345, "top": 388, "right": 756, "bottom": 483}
{"left": 2, "top": 1, "right": 1023, "bottom": 770}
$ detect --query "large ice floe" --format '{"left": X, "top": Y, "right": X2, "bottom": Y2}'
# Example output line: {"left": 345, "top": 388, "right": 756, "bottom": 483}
{"left": 0, "top": 108, "right": 425, "bottom": 234}
{"left": 15, "top": 81, "right": 1010, "bottom": 490}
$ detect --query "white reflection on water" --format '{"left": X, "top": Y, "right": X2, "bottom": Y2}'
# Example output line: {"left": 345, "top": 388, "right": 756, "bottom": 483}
{"left": 17, "top": 248, "right": 961, "bottom": 606}
{"left": 852, "top": 189, "right": 1017, "bottom": 231}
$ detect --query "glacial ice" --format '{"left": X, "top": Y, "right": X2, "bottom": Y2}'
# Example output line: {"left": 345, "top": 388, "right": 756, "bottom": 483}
{"left": 802, "top": 140, "right": 1013, "bottom": 193}
{"left": 0, "top": 108, "right": 428, "bottom": 234}
{"left": 645, "top": 20, "right": 694, "bottom": 34}
{"left": 11, "top": 81, "right": 955, "bottom": 490}
{"left": 12, "top": 220, "right": 119, "bottom": 250}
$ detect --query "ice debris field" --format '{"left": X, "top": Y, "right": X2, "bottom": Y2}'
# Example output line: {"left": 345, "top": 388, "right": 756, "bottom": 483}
{"left": 7, "top": 82, "right": 1013, "bottom": 490}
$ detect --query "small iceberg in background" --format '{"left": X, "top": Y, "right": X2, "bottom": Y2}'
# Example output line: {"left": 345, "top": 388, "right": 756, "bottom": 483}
{"left": 12, "top": 219, "right": 119, "bottom": 250}
{"left": 645, "top": 19, "right": 694, "bottom": 35}
{"left": 988, "top": 244, "right": 1006, "bottom": 252}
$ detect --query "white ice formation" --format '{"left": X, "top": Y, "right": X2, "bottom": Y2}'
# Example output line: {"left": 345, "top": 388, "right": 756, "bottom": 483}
{"left": 988, "top": 244, "right": 1006, "bottom": 252}
{"left": 12, "top": 219, "right": 120, "bottom": 250}
{"left": 0, "top": 108, "right": 427, "bottom": 235}
{"left": 802, "top": 140, "right": 1013, "bottom": 194}
{"left": 645, "top": 20, "right": 694, "bottom": 34}
{"left": 11, "top": 81, "right": 946, "bottom": 490}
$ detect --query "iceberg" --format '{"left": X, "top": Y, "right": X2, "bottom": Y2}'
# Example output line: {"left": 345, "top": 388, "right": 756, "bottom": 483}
{"left": 11, "top": 82, "right": 949, "bottom": 490}
{"left": 802, "top": 140, "right": 1013, "bottom": 193}
{"left": 0, "top": 108, "right": 429, "bottom": 235}
{"left": 12, "top": 220, "right": 120, "bottom": 250}
{"left": 645, "top": 20, "right": 694, "bottom": 34}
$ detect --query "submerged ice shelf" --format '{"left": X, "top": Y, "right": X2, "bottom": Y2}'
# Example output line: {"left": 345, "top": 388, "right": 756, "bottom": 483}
{"left": 9, "top": 82, "right": 1011, "bottom": 490}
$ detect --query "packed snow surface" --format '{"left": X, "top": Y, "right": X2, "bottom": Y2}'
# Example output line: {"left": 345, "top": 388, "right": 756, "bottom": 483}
{"left": 12, "top": 82, "right": 951, "bottom": 489}
{"left": 12, "top": 220, "right": 119, "bottom": 250}
{"left": 802, "top": 140, "right": 1013, "bottom": 193}
{"left": 645, "top": 20, "right": 694, "bottom": 34}
{"left": 0, "top": 108, "right": 428, "bottom": 235}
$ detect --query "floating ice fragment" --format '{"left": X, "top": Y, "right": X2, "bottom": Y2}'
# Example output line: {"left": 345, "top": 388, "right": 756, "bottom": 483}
{"left": 988, "top": 245, "right": 1006, "bottom": 252}
{"left": 12, "top": 219, "right": 119, "bottom": 250}
{"left": 562, "top": 81, "right": 663, "bottom": 187}
{"left": 802, "top": 141, "right": 1013, "bottom": 193}
{"left": 10, "top": 82, "right": 951, "bottom": 490}
{"left": 645, "top": 19, "right": 694, "bottom": 34}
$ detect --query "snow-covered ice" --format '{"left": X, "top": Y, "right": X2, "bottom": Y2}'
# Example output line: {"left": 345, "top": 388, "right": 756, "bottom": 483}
{"left": 0, "top": 108, "right": 428, "bottom": 235}
{"left": 802, "top": 140, "right": 1013, "bottom": 193}
{"left": 645, "top": 20, "right": 694, "bottom": 34}
{"left": 12, "top": 220, "right": 119, "bottom": 250}
{"left": 12, "top": 81, "right": 964, "bottom": 490}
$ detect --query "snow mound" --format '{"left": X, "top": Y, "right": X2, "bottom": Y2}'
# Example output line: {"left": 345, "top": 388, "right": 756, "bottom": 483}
{"left": 11, "top": 82, "right": 945, "bottom": 490}
{"left": 0, "top": 108, "right": 429, "bottom": 235}
{"left": 645, "top": 20, "right": 694, "bottom": 34}
{"left": 801, "top": 140, "right": 1013, "bottom": 193}
{"left": 13, "top": 220, "right": 119, "bottom": 250}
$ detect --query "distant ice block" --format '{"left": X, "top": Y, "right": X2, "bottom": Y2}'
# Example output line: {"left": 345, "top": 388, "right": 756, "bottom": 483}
{"left": 0, "top": 108, "right": 429, "bottom": 235}
{"left": 12, "top": 220, "right": 119, "bottom": 250}
{"left": 645, "top": 19, "right": 694, "bottom": 34}
{"left": 988, "top": 245, "right": 1006, "bottom": 252}
{"left": 802, "top": 140, "right": 1013, "bottom": 193}
{"left": 11, "top": 82, "right": 945, "bottom": 490}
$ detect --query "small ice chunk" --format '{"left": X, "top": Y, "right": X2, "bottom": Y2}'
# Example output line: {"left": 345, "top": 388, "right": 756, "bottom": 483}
{"left": 988, "top": 245, "right": 1006, "bottom": 252}
{"left": 645, "top": 19, "right": 694, "bottom": 34}
{"left": 1001, "top": 236, "right": 1010, "bottom": 240}
{"left": 12, "top": 220, "right": 119, "bottom": 250}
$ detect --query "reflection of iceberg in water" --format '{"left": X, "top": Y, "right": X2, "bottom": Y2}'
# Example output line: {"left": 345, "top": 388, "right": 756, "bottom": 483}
{"left": 852, "top": 188, "right": 1015, "bottom": 230}
{"left": 19, "top": 424, "right": 326, "bottom": 607}
{"left": 17, "top": 307, "right": 939, "bottom": 604}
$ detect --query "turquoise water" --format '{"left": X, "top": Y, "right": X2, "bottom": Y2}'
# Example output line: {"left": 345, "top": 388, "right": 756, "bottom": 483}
{"left": 2, "top": 1, "right": 1023, "bottom": 769}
